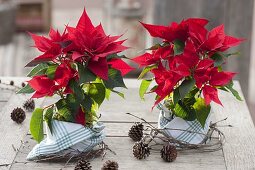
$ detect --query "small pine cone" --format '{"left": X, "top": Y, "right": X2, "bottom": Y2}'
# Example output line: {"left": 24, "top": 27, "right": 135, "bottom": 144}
{"left": 74, "top": 158, "right": 92, "bottom": 170}
{"left": 128, "top": 123, "right": 143, "bottom": 141}
{"left": 101, "top": 160, "right": 119, "bottom": 170}
{"left": 23, "top": 99, "right": 35, "bottom": 112}
{"left": 10, "top": 80, "right": 14, "bottom": 86}
{"left": 133, "top": 141, "right": 150, "bottom": 159}
{"left": 11, "top": 108, "right": 26, "bottom": 124}
{"left": 161, "top": 144, "right": 177, "bottom": 162}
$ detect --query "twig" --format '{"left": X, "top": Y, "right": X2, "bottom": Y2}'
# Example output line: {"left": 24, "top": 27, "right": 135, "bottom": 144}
{"left": 127, "top": 113, "right": 227, "bottom": 153}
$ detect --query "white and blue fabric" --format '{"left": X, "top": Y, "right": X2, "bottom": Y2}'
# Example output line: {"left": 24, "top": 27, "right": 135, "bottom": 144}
{"left": 157, "top": 103, "right": 211, "bottom": 144}
{"left": 27, "top": 120, "right": 105, "bottom": 160}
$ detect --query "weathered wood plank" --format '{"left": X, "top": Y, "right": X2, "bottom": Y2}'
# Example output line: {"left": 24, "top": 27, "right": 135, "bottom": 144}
{"left": 225, "top": 0, "right": 253, "bottom": 99}
{"left": 12, "top": 135, "right": 226, "bottom": 170}
{"left": 0, "top": 90, "right": 13, "bottom": 101}
{"left": 3, "top": 43, "right": 15, "bottom": 76}
{"left": 14, "top": 35, "right": 26, "bottom": 77}
{"left": 213, "top": 82, "right": 255, "bottom": 169}
{"left": 0, "top": 93, "right": 44, "bottom": 170}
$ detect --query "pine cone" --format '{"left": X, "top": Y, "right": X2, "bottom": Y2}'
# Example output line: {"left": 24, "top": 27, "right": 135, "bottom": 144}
{"left": 101, "top": 160, "right": 119, "bottom": 170}
{"left": 133, "top": 141, "right": 150, "bottom": 159}
{"left": 23, "top": 99, "right": 35, "bottom": 112}
{"left": 161, "top": 144, "right": 177, "bottom": 162}
{"left": 10, "top": 80, "right": 14, "bottom": 86}
{"left": 74, "top": 158, "right": 92, "bottom": 170}
{"left": 128, "top": 123, "right": 143, "bottom": 141}
{"left": 11, "top": 108, "right": 26, "bottom": 124}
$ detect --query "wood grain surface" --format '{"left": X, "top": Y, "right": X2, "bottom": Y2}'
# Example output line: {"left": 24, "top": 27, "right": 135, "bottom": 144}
{"left": 0, "top": 77, "right": 254, "bottom": 170}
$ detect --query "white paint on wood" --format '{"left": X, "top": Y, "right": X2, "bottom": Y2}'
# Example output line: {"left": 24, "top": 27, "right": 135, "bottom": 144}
{"left": 249, "top": 0, "right": 255, "bottom": 107}
{"left": 3, "top": 43, "right": 15, "bottom": 76}
{"left": 12, "top": 135, "right": 226, "bottom": 170}
{"left": 14, "top": 35, "right": 26, "bottom": 77}
{"left": 213, "top": 82, "right": 255, "bottom": 170}
{"left": 0, "top": 78, "right": 44, "bottom": 170}
{"left": 1, "top": 78, "right": 254, "bottom": 169}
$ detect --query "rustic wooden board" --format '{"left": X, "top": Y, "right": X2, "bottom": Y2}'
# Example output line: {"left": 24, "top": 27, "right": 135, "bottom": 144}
{"left": 12, "top": 134, "right": 226, "bottom": 170}
{"left": 1, "top": 78, "right": 254, "bottom": 169}
{"left": 213, "top": 82, "right": 255, "bottom": 169}
{"left": 0, "top": 92, "right": 44, "bottom": 170}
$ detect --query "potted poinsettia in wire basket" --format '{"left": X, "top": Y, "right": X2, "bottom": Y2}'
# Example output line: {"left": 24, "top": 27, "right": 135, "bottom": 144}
{"left": 18, "top": 8, "right": 133, "bottom": 161}
{"left": 132, "top": 18, "right": 243, "bottom": 145}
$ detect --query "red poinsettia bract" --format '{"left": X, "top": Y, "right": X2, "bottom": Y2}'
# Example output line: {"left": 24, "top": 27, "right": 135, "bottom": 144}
{"left": 133, "top": 18, "right": 243, "bottom": 106}
{"left": 65, "top": 9, "right": 131, "bottom": 79}
{"left": 27, "top": 8, "right": 133, "bottom": 99}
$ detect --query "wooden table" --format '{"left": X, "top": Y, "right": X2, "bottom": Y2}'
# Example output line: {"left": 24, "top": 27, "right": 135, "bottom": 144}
{"left": 0, "top": 77, "right": 255, "bottom": 170}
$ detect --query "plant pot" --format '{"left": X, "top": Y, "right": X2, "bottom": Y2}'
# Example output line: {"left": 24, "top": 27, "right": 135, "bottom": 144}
{"left": 0, "top": 2, "right": 16, "bottom": 45}
{"left": 157, "top": 103, "right": 212, "bottom": 144}
{"left": 27, "top": 120, "right": 105, "bottom": 160}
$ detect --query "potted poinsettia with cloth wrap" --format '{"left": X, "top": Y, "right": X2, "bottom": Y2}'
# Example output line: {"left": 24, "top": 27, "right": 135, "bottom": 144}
{"left": 18, "top": 8, "right": 133, "bottom": 160}
{"left": 133, "top": 18, "right": 243, "bottom": 144}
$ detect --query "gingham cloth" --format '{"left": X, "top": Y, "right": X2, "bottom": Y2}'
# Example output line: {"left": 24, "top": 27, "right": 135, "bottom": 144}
{"left": 27, "top": 120, "right": 105, "bottom": 160}
{"left": 157, "top": 103, "right": 211, "bottom": 144}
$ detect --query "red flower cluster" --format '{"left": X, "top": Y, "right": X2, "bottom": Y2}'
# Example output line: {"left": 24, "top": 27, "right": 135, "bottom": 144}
{"left": 133, "top": 18, "right": 243, "bottom": 106}
{"left": 27, "top": 8, "right": 133, "bottom": 98}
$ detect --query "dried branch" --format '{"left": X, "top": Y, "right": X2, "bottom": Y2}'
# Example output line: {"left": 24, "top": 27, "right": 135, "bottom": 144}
{"left": 127, "top": 112, "right": 228, "bottom": 153}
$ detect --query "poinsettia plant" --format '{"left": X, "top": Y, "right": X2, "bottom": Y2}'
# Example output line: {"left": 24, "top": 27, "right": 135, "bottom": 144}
{"left": 18, "top": 9, "right": 133, "bottom": 143}
{"left": 133, "top": 18, "right": 243, "bottom": 127}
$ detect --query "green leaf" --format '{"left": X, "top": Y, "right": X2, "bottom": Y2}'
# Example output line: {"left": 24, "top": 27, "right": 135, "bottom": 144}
{"left": 44, "top": 107, "right": 54, "bottom": 134}
{"left": 107, "top": 53, "right": 127, "bottom": 60}
{"left": 46, "top": 64, "right": 58, "bottom": 79}
{"left": 77, "top": 63, "right": 96, "bottom": 84}
{"left": 138, "top": 65, "right": 157, "bottom": 79}
{"left": 174, "top": 103, "right": 188, "bottom": 119}
{"left": 193, "top": 98, "right": 211, "bottom": 128}
{"left": 30, "top": 108, "right": 44, "bottom": 143}
{"left": 139, "top": 79, "right": 152, "bottom": 100}
{"left": 105, "top": 89, "right": 111, "bottom": 100}
{"left": 183, "top": 97, "right": 196, "bottom": 121}
{"left": 179, "top": 79, "right": 195, "bottom": 99}
{"left": 211, "top": 53, "right": 225, "bottom": 67}
{"left": 88, "top": 83, "right": 106, "bottom": 106}
{"left": 146, "top": 43, "right": 162, "bottom": 50}
{"left": 218, "top": 86, "right": 229, "bottom": 92}
{"left": 103, "top": 68, "right": 126, "bottom": 89}
{"left": 225, "top": 81, "right": 242, "bottom": 101}
{"left": 224, "top": 51, "right": 240, "bottom": 58}
{"left": 56, "top": 99, "right": 75, "bottom": 122}
{"left": 146, "top": 42, "right": 170, "bottom": 50}
{"left": 81, "top": 94, "right": 93, "bottom": 112}
{"left": 174, "top": 99, "right": 196, "bottom": 121}
{"left": 186, "top": 88, "right": 199, "bottom": 98}
{"left": 111, "top": 89, "right": 125, "bottom": 98}
{"left": 66, "top": 94, "right": 80, "bottom": 114}
{"left": 16, "top": 84, "right": 35, "bottom": 94}
{"left": 173, "top": 88, "right": 181, "bottom": 105}
{"left": 69, "top": 80, "right": 85, "bottom": 103}
{"left": 27, "top": 63, "right": 48, "bottom": 77}
{"left": 173, "top": 39, "right": 184, "bottom": 55}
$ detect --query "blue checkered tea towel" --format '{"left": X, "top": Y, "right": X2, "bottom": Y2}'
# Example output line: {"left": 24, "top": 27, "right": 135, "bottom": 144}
{"left": 27, "top": 120, "right": 105, "bottom": 160}
{"left": 157, "top": 103, "right": 211, "bottom": 144}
